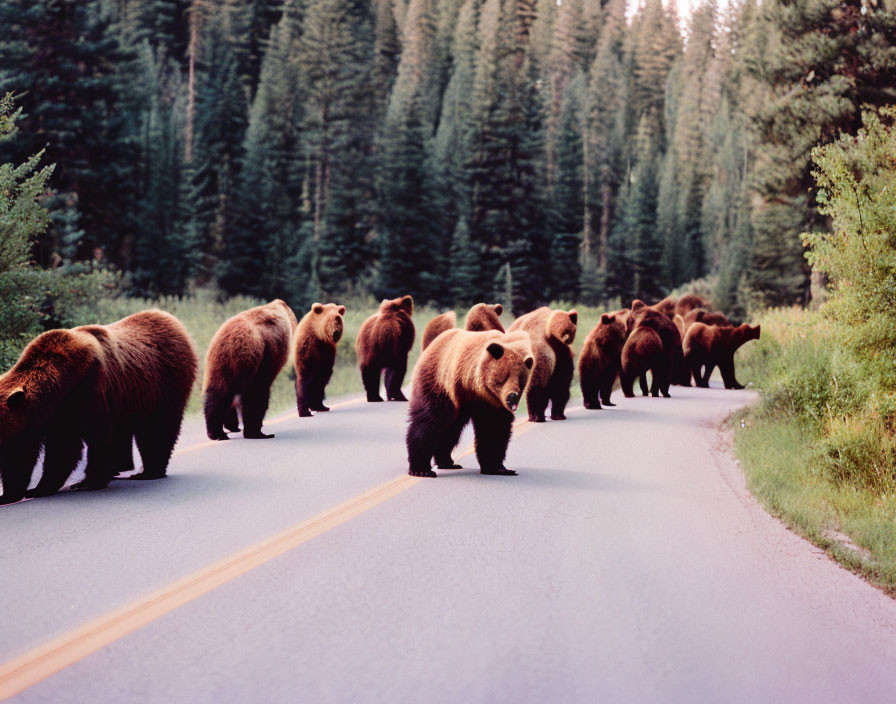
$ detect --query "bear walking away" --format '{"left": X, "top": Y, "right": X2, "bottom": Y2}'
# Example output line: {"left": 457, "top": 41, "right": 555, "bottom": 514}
{"left": 579, "top": 310, "right": 630, "bottom": 409}
{"left": 675, "top": 294, "right": 713, "bottom": 318}
{"left": 683, "top": 308, "right": 732, "bottom": 329}
{"left": 508, "top": 307, "right": 577, "bottom": 422}
{"left": 294, "top": 303, "right": 345, "bottom": 417}
{"left": 631, "top": 300, "right": 683, "bottom": 395}
{"left": 653, "top": 296, "right": 677, "bottom": 319}
{"left": 421, "top": 303, "right": 504, "bottom": 351}
{"left": 464, "top": 303, "right": 504, "bottom": 332}
{"left": 683, "top": 322, "right": 760, "bottom": 389}
{"left": 406, "top": 329, "right": 534, "bottom": 477}
{"left": 0, "top": 311, "right": 197, "bottom": 504}
{"left": 203, "top": 299, "right": 297, "bottom": 440}
{"left": 422, "top": 312, "right": 456, "bottom": 351}
{"left": 356, "top": 295, "right": 415, "bottom": 402}
{"left": 620, "top": 327, "right": 665, "bottom": 397}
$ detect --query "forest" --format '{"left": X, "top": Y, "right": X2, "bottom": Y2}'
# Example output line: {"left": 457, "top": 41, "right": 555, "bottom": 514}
{"left": 1, "top": 0, "right": 896, "bottom": 320}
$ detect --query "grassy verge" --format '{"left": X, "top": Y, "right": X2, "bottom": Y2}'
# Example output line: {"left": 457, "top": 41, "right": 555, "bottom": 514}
{"left": 733, "top": 308, "right": 896, "bottom": 595}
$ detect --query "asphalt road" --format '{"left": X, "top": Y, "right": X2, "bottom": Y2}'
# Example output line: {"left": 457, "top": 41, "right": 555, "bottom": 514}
{"left": 1, "top": 383, "right": 895, "bottom": 703}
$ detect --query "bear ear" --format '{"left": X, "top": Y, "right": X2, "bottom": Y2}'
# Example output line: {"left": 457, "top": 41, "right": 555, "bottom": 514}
{"left": 493, "top": 304, "right": 503, "bottom": 316}
{"left": 337, "top": 305, "right": 346, "bottom": 316}
{"left": 568, "top": 310, "right": 578, "bottom": 325}
{"left": 632, "top": 300, "right": 646, "bottom": 311}
{"left": 400, "top": 295, "right": 414, "bottom": 314}
{"left": 696, "top": 310, "right": 705, "bottom": 321}
{"left": 312, "top": 303, "right": 324, "bottom": 314}
{"left": 524, "top": 356, "right": 534, "bottom": 369}
{"left": 486, "top": 342, "right": 504, "bottom": 360}
{"left": 600, "top": 313, "right": 614, "bottom": 325}
{"left": 6, "top": 387, "right": 25, "bottom": 410}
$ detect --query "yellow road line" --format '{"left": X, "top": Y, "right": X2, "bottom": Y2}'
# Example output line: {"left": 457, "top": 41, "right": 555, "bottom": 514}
{"left": 0, "top": 409, "right": 544, "bottom": 699}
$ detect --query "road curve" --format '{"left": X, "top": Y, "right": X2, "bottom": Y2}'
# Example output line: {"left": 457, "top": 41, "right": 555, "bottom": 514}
{"left": 1, "top": 384, "right": 895, "bottom": 703}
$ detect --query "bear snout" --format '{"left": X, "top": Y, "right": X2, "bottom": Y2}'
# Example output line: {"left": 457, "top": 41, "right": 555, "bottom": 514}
{"left": 506, "top": 392, "right": 520, "bottom": 411}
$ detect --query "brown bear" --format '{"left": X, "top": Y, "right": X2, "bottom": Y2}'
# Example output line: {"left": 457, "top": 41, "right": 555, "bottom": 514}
{"left": 620, "top": 326, "right": 665, "bottom": 397}
{"left": 675, "top": 294, "right": 713, "bottom": 317}
{"left": 578, "top": 310, "right": 630, "bottom": 409}
{"left": 422, "top": 311, "right": 456, "bottom": 350}
{"left": 356, "top": 295, "right": 415, "bottom": 402}
{"left": 653, "top": 296, "right": 678, "bottom": 319}
{"left": 631, "top": 300, "right": 683, "bottom": 395}
{"left": 0, "top": 311, "right": 197, "bottom": 504}
{"left": 406, "top": 329, "right": 534, "bottom": 477}
{"left": 203, "top": 299, "right": 297, "bottom": 441}
{"left": 683, "top": 308, "right": 732, "bottom": 329}
{"left": 673, "top": 313, "right": 686, "bottom": 339}
{"left": 465, "top": 303, "right": 504, "bottom": 332}
{"left": 508, "top": 307, "right": 577, "bottom": 422}
{"left": 294, "top": 302, "right": 345, "bottom": 417}
{"left": 683, "top": 322, "right": 760, "bottom": 389}
{"left": 421, "top": 303, "right": 504, "bottom": 350}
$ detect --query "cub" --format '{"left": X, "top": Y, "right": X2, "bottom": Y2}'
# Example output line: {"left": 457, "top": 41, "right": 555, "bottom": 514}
{"left": 356, "top": 295, "right": 415, "bottom": 402}
{"left": 406, "top": 329, "right": 534, "bottom": 477}
{"left": 294, "top": 303, "right": 345, "bottom": 417}
{"left": 0, "top": 311, "right": 197, "bottom": 503}
{"left": 204, "top": 299, "right": 297, "bottom": 440}
{"left": 620, "top": 327, "right": 665, "bottom": 398}
{"left": 683, "top": 322, "right": 760, "bottom": 389}
{"left": 508, "top": 307, "right": 578, "bottom": 422}
{"left": 578, "top": 310, "right": 630, "bottom": 409}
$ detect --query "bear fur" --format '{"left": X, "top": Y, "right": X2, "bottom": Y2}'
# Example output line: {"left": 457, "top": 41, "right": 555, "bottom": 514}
{"left": 465, "top": 303, "right": 504, "bottom": 333}
{"left": 406, "top": 329, "right": 534, "bottom": 477}
{"left": 421, "top": 303, "right": 504, "bottom": 350}
{"left": 508, "top": 306, "right": 577, "bottom": 422}
{"left": 631, "top": 300, "right": 683, "bottom": 395}
{"left": 578, "top": 310, "right": 630, "bottom": 409}
{"left": 683, "top": 308, "right": 732, "bottom": 329}
{"left": 683, "top": 322, "right": 760, "bottom": 389}
{"left": 422, "top": 312, "right": 456, "bottom": 351}
{"left": 653, "top": 296, "right": 678, "bottom": 319}
{"left": 675, "top": 294, "right": 713, "bottom": 318}
{"left": 673, "top": 313, "right": 686, "bottom": 339}
{"left": 620, "top": 327, "right": 665, "bottom": 397}
{"left": 203, "top": 299, "right": 297, "bottom": 441}
{"left": 356, "top": 295, "right": 415, "bottom": 402}
{"left": 0, "top": 311, "right": 197, "bottom": 503}
{"left": 294, "top": 302, "right": 345, "bottom": 417}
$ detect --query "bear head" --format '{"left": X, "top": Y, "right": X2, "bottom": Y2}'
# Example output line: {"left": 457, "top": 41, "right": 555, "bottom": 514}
{"left": 380, "top": 295, "right": 413, "bottom": 317}
{"left": 594, "top": 312, "right": 628, "bottom": 348}
{"left": 732, "top": 324, "right": 760, "bottom": 347}
{"left": 466, "top": 303, "right": 505, "bottom": 333}
{"left": 547, "top": 309, "right": 577, "bottom": 346}
{"left": 310, "top": 303, "right": 346, "bottom": 344}
{"left": 481, "top": 331, "right": 535, "bottom": 413}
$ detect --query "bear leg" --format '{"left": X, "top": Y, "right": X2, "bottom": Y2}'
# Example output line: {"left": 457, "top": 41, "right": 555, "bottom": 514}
{"left": 361, "top": 364, "right": 384, "bottom": 402}
{"left": 526, "top": 384, "right": 549, "bottom": 422}
{"left": 131, "top": 410, "right": 182, "bottom": 479}
{"left": 204, "top": 388, "right": 235, "bottom": 440}
{"left": 549, "top": 375, "right": 572, "bottom": 421}
{"left": 472, "top": 410, "right": 516, "bottom": 475}
{"left": 0, "top": 431, "right": 41, "bottom": 504}
{"left": 224, "top": 406, "right": 241, "bottom": 433}
{"left": 434, "top": 411, "right": 470, "bottom": 469}
{"left": 620, "top": 369, "right": 635, "bottom": 398}
{"left": 640, "top": 373, "right": 651, "bottom": 397}
{"left": 700, "top": 363, "right": 714, "bottom": 387}
{"left": 311, "top": 364, "right": 333, "bottom": 411}
{"left": 599, "top": 372, "right": 616, "bottom": 407}
{"left": 27, "top": 425, "right": 83, "bottom": 498}
{"left": 580, "top": 370, "right": 602, "bottom": 410}
{"left": 295, "top": 372, "right": 314, "bottom": 417}
{"left": 407, "top": 395, "right": 452, "bottom": 477}
{"left": 385, "top": 359, "right": 408, "bottom": 402}
{"left": 77, "top": 435, "right": 116, "bottom": 491}
{"left": 719, "top": 357, "right": 744, "bottom": 389}
{"left": 241, "top": 379, "right": 275, "bottom": 439}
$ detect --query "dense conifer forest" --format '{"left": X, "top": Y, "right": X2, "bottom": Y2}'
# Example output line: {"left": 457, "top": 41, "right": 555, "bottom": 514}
{"left": 1, "top": 0, "right": 895, "bottom": 316}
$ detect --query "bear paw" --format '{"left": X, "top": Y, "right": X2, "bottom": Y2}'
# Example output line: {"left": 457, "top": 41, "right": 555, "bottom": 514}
{"left": 601, "top": 400, "right": 616, "bottom": 407}
{"left": 367, "top": 395, "right": 385, "bottom": 402}
{"left": 528, "top": 414, "right": 546, "bottom": 423}
{"left": 71, "top": 479, "right": 110, "bottom": 492}
{"left": 583, "top": 400, "right": 602, "bottom": 410}
{"left": 243, "top": 431, "right": 274, "bottom": 439}
{"left": 208, "top": 431, "right": 230, "bottom": 441}
{"left": 480, "top": 467, "right": 518, "bottom": 476}
{"left": 298, "top": 409, "right": 313, "bottom": 417}
{"left": 387, "top": 393, "right": 408, "bottom": 402}
{"left": 550, "top": 412, "right": 566, "bottom": 421}
{"left": 125, "top": 471, "right": 166, "bottom": 481}
{"left": 436, "top": 462, "right": 463, "bottom": 470}
{"left": 409, "top": 468, "right": 437, "bottom": 478}
{"left": 312, "top": 404, "right": 330, "bottom": 412}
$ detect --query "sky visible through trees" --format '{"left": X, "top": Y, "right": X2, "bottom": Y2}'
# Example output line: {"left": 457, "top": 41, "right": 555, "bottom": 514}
{"left": 0, "top": 0, "right": 894, "bottom": 316}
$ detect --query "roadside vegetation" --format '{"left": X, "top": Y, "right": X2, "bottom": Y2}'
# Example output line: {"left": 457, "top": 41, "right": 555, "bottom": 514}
{"left": 734, "top": 108, "right": 896, "bottom": 594}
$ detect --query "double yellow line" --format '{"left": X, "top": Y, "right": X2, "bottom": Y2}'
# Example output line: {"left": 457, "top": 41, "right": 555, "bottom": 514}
{"left": 0, "top": 401, "right": 535, "bottom": 700}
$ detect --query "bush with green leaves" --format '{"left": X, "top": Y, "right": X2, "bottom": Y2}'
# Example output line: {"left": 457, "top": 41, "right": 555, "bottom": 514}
{"left": 0, "top": 93, "right": 115, "bottom": 369}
